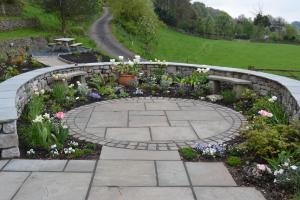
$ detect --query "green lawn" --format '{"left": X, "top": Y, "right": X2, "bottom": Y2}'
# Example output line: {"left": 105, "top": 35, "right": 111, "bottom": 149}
{"left": 114, "top": 26, "right": 300, "bottom": 70}
{"left": 0, "top": 28, "right": 53, "bottom": 41}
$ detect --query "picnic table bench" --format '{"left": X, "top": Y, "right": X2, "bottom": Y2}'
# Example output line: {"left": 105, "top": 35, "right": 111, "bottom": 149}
{"left": 70, "top": 43, "right": 83, "bottom": 51}
{"left": 49, "top": 38, "right": 75, "bottom": 52}
{"left": 208, "top": 75, "right": 252, "bottom": 98}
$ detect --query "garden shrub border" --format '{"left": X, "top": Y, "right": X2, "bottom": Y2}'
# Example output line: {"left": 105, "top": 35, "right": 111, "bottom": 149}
{"left": 1, "top": 61, "right": 300, "bottom": 158}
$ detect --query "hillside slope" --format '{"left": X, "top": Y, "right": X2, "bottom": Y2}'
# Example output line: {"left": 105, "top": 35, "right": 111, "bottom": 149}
{"left": 114, "top": 25, "right": 300, "bottom": 69}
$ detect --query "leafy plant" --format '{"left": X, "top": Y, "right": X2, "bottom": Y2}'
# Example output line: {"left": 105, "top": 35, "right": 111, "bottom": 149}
{"left": 179, "top": 147, "right": 198, "bottom": 161}
{"left": 226, "top": 156, "right": 242, "bottom": 166}
{"left": 51, "top": 82, "right": 68, "bottom": 105}
{"left": 89, "top": 74, "right": 106, "bottom": 92}
{"left": 25, "top": 95, "right": 44, "bottom": 121}
{"left": 249, "top": 96, "right": 288, "bottom": 125}
{"left": 239, "top": 120, "right": 300, "bottom": 159}
{"left": 221, "top": 90, "right": 237, "bottom": 104}
{"left": 235, "top": 89, "right": 258, "bottom": 112}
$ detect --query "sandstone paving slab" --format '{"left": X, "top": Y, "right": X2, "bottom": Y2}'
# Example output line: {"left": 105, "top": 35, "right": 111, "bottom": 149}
{"left": 193, "top": 187, "right": 266, "bottom": 200}
{"left": 151, "top": 127, "right": 198, "bottom": 141}
{"left": 88, "top": 111, "right": 128, "bottom": 127}
{"left": 156, "top": 161, "right": 189, "bottom": 186}
{"left": 4, "top": 159, "right": 67, "bottom": 172}
{"left": 0, "top": 172, "right": 29, "bottom": 200}
{"left": 94, "top": 102, "right": 145, "bottom": 111}
{"left": 145, "top": 102, "right": 180, "bottom": 110}
{"left": 13, "top": 172, "right": 92, "bottom": 200}
{"left": 106, "top": 128, "right": 151, "bottom": 141}
{"left": 169, "top": 120, "right": 190, "bottom": 127}
{"left": 180, "top": 106, "right": 215, "bottom": 111}
{"left": 65, "top": 160, "right": 96, "bottom": 172}
{"left": 0, "top": 160, "right": 9, "bottom": 170}
{"left": 166, "top": 111, "right": 224, "bottom": 121}
{"left": 129, "top": 110, "right": 165, "bottom": 116}
{"left": 93, "top": 160, "right": 156, "bottom": 186}
{"left": 129, "top": 115, "right": 169, "bottom": 127}
{"left": 100, "top": 147, "right": 181, "bottom": 160}
{"left": 85, "top": 128, "right": 106, "bottom": 137}
{"left": 88, "top": 187, "right": 195, "bottom": 200}
{"left": 74, "top": 108, "right": 94, "bottom": 118}
{"left": 186, "top": 162, "right": 236, "bottom": 186}
{"left": 191, "top": 120, "right": 232, "bottom": 138}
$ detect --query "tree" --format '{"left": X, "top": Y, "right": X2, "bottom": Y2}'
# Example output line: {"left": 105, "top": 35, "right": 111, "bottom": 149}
{"left": 109, "top": 0, "right": 159, "bottom": 54}
{"left": 42, "top": 0, "right": 101, "bottom": 33}
{"left": 215, "top": 12, "right": 234, "bottom": 37}
{"left": 254, "top": 13, "right": 271, "bottom": 28}
{"left": 284, "top": 24, "right": 298, "bottom": 41}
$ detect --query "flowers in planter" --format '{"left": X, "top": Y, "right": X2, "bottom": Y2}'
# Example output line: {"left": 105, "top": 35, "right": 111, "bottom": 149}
{"left": 89, "top": 92, "right": 101, "bottom": 100}
{"left": 64, "top": 147, "right": 75, "bottom": 154}
{"left": 55, "top": 112, "right": 65, "bottom": 119}
{"left": 26, "top": 149, "right": 35, "bottom": 156}
{"left": 194, "top": 143, "right": 225, "bottom": 158}
{"left": 258, "top": 110, "right": 273, "bottom": 118}
{"left": 134, "top": 88, "right": 144, "bottom": 95}
{"left": 256, "top": 164, "right": 272, "bottom": 174}
{"left": 268, "top": 96, "right": 278, "bottom": 103}
{"left": 197, "top": 68, "right": 210, "bottom": 73}
{"left": 50, "top": 144, "right": 59, "bottom": 156}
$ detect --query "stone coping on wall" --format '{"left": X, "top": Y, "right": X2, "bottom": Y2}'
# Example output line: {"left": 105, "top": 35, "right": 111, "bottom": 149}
{"left": 1, "top": 61, "right": 300, "bottom": 123}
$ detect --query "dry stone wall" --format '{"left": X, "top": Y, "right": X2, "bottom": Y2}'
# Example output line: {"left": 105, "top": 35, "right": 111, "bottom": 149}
{"left": 0, "top": 62, "right": 300, "bottom": 158}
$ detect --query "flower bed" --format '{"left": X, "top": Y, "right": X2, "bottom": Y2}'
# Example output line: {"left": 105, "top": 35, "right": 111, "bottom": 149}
{"left": 59, "top": 51, "right": 111, "bottom": 64}
{"left": 179, "top": 88, "right": 300, "bottom": 200}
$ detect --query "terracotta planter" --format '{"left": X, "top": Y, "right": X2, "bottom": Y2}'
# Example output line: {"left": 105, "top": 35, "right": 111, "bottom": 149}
{"left": 118, "top": 74, "right": 137, "bottom": 86}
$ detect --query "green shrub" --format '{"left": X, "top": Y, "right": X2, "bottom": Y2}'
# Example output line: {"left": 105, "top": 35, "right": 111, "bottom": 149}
{"left": 226, "top": 156, "right": 242, "bottom": 166}
{"left": 221, "top": 90, "right": 237, "bottom": 104}
{"left": 239, "top": 120, "right": 300, "bottom": 159}
{"left": 235, "top": 89, "right": 257, "bottom": 112}
{"left": 179, "top": 147, "right": 198, "bottom": 161}
{"left": 70, "top": 148, "right": 94, "bottom": 159}
{"left": 85, "top": 143, "right": 97, "bottom": 150}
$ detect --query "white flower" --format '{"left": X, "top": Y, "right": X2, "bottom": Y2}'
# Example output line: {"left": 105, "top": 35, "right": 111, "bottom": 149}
{"left": 34, "top": 91, "right": 40, "bottom": 96}
{"left": 274, "top": 169, "right": 284, "bottom": 176}
{"left": 69, "top": 84, "right": 74, "bottom": 88}
{"left": 32, "top": 115, "right": 44, "bottom": 123}
{"left": 274, "top": 179, "right": 277, "bottom": 183}
{"left": 291, "top": 165, "right": 298, "bottom": 170}
{"left": 134, "top": 55, "right": 141, "bottom": 60}
{"left": 76, "top": 81, "right": 81, "bottom": 86}
{"left": 118, "top": 56, "right": 124, "bottom": 61}
{"left": 76, "top": 97, "right": 80, "bottom": 100}
{"left": 63, "top": 125, "right": 68, "bottom": 129}
{"left": 27, "top": 149, "right": 35, "bottom": 155}
{"left": 268, "top": 96, "right": 278, "bottom": 103}
{"left": 128, "top": 60, "right": 134, "bottom": 66}
{"left": 70, "top": 141, "right": 79, "bottom": 147}
{"left": 133, "top": 59, "right": 140, "bottom": 63}
{"left": 40, "top": 89, "right": 45, "bottom": 95}
{"left": 283, "top": 162, "right": 289, "bottom": 167}
{"left": 110, "top": 59, "right": 116, "bottom": 63}
{"left": 50, "top": 144, "right": 57, "bottom": 149}
{"left": 43, "top": 113, "right": 50, "bottom": 120}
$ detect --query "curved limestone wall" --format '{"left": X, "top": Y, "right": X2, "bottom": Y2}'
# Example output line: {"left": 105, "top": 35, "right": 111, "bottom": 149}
{"left": 0, "top": 62, "right": 300, "bottom": 158}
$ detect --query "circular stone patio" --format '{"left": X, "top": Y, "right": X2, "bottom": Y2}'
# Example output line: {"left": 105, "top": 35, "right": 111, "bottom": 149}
{"left": 64, "top": 97, "right": 247, "bottom": 151}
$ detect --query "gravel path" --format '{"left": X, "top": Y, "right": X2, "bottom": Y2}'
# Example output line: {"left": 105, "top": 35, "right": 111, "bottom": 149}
{"left": 89, "top": 7, "right": 136, "bottom": 59}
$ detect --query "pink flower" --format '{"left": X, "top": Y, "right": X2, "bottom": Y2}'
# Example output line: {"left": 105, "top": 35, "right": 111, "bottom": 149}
{"left": 55, "top": 112, "right": 65, "bottom": 119}
{"left": 258, "top": 110, "right": 273, "bottom": 118}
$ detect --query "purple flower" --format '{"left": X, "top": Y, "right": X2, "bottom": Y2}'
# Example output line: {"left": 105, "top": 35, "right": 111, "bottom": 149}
{"left": 194, "top": 143, "right": 225, "bottom": 157}
{"left": 89, "top": 92, "right": 101, "bottom": 100}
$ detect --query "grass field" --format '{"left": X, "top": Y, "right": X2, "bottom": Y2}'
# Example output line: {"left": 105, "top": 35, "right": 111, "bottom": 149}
{"left": 114, "top": 26, "right": 300, "bottom": 70}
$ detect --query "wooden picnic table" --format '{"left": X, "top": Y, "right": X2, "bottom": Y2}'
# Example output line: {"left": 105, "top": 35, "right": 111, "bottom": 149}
{"left": 51, "top": 38, "right": 75, "bottom": 52}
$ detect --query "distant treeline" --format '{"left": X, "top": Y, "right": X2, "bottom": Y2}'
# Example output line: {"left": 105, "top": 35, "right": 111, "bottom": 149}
{"left": 153, "top": 0, "right": 300, "bottom": 43}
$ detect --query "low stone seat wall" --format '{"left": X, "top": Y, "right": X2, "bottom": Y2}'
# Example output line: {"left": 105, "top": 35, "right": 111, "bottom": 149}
{"left": 0, "top": 62, "right": 300, "bottom": 158}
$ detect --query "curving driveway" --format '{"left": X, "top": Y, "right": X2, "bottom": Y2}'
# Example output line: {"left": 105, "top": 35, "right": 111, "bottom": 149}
{"left": 89, "top": 7, "right": 136, "bottom": 59}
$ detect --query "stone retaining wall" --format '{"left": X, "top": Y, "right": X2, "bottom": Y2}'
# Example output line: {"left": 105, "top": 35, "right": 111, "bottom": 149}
{"left": 0, "top": 18, "right": 38, "bottom": 32}
{"left": 1, "top": 62, "right": 300, "bottom": 158}
{"left": 0, "top": 37, "right": 48, "bottom": 58}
